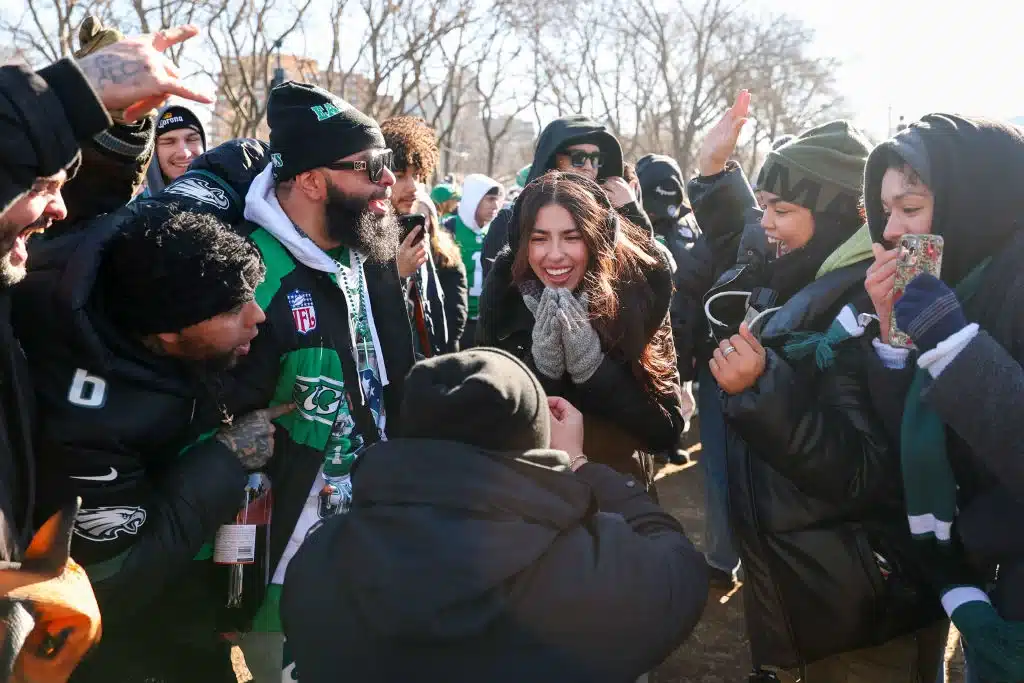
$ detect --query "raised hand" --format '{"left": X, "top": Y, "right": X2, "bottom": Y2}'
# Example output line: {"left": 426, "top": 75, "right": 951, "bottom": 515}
{"left": 77, "top": 25, "right": 212, "bottom": 122}
{"left": 215, "top": 403, "right": 295, "bottom": 470}
{"left": 697, "top": 90, "right": 751, "bottom": 177}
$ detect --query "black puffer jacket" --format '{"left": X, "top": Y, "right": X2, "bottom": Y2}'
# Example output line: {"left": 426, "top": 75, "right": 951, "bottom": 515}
{"left": 12, "top": 214, "right": 245, "bottom": 632}
{"left": 282, "top": 440, "right": 708, "bottom": 683}
{"left": 691, "top": 165, "right": 941, "bottom": 669}
{"left": 476, "top": 248, "right": 683, "bottom": 489}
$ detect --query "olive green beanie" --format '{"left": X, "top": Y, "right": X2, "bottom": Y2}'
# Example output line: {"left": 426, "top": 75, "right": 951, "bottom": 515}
{"left": 756, "top": 120, "right": 871, "bottom": 216}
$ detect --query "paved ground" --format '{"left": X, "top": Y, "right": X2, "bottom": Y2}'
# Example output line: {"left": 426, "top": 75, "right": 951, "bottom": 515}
{"left": 233, "top": 441, "right": 966, "bottom": 682}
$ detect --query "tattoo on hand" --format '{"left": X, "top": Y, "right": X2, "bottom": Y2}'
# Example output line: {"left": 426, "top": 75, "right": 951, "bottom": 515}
{"left": 215, "top": 411, "right": 275, "bottom": 470}
{"left": 80, "top": 53, "right": 148, "bottom": 91}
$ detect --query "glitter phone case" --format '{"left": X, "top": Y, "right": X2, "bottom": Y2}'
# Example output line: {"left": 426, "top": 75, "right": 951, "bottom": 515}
{"left": 889, "top": 234, "right": 944, "bottom": 349}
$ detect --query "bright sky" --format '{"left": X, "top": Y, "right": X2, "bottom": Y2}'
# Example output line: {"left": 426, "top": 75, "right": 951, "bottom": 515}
{"left": 180, "top": 1, "right": 1021, "bottom": 140}
{"left": 762, "top": 1, "right": 1022, "bottom": 139}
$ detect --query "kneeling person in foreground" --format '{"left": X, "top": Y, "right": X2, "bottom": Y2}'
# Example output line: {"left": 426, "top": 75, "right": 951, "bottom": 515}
{"left": 281, "top": 347, "right": 709, "bottom": 683}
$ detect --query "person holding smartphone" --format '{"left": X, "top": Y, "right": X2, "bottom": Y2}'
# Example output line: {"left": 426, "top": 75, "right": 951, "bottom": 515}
{"left": 862, "top": 114, "right": 1024, "bottom": 683}
{"left": 693, "top": 92, "right": 945, "bottom": 683}
{"left": 383, "top": 116, "right": 467, "bottom": 354}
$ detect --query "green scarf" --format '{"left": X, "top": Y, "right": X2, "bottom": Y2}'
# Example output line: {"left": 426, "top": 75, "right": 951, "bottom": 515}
{"left": 899, "top": 259, "right": 1024, "bottom": 683}
{"left": 900, "top": 260, "right": 988, "bottom": 543}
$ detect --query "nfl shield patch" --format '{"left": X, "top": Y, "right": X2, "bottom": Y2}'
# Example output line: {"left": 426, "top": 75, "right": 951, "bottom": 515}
{"left": 287, "top": 289, "right": 318, "bottom": 334}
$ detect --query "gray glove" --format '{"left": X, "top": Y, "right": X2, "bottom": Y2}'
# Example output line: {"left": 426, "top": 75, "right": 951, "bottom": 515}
{"left": 555, "top": 288, "right": 603, "bottom": 383}
{"left": 524, "top": 287, "right": 566, "bottom": 380}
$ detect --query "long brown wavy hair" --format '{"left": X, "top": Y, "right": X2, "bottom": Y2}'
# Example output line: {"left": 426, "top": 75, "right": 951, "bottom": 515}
{"left": 510, "top": 171, "right": 677, "bottom": 399}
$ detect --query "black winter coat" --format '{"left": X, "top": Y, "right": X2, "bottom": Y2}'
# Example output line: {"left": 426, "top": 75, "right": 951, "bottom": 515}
{"left": 12, "top": 218, "right": 245, "bottom": 632}
{"left": 476, "top": 249, "right": 684, "bottom": 488}
{"left": 281, "top": 439, "right": 708, "bottom": 683}
{"left": 691, "top": 165, "right": 941, "bottom": 670}
{"left": 0, "top": 60, "right": 109, "bottom": 561}
{"left": 860, "top": 115, "right": 1024, "bottom": 622}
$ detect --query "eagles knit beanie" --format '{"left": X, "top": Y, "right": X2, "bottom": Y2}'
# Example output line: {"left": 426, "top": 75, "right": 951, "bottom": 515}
{"left": 399, "top": 348, "right": 550, "bottom": 452}
{"left": 267, "top": 81, "right": 385, "bottom": 181}
{"left": 756, "top": 120, "right": 871, "bottom": 216}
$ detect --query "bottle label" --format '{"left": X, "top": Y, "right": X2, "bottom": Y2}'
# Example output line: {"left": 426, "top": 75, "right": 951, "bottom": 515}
{"left": 214, "top": 524, "right": 257, "bottom": 564}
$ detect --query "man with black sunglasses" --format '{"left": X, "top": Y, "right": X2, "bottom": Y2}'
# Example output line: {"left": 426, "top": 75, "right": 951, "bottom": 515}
{"left": 227, "top": 80, "right": 416, "bottom": 681}
{"left": 480, "top": 115, "right": 654, "bottom": 279}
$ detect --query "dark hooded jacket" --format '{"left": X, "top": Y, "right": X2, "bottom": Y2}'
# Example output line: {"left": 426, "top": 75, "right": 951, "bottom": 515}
{"left": 481, "top": 116, "right": 635, "bottom": 278}
{"left": 281, "top": 440, "right": 708, "bottom": 683}
{"left": 636, "top": 154, "right": 704, "bottom": 380}
{"left": 863, "top": 114, "right": 1024, "bottom": 619}
{"left": 476, "top": 186, "right": 683, "bottom": 489}
{"left": 689, "top": 163, "right": 942, "bottom": 670}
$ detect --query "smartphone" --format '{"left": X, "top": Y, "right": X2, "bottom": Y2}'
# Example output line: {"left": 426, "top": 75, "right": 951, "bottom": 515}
{"left": 889, "top": 234, "right": 944, "bottom": 349}
{"left": 398, "top": 214, "right": 426, "bottom": 245}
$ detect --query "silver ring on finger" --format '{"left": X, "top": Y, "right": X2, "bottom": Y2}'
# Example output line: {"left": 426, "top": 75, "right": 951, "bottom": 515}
{"left": 722, "top": 345, "right": 737, "bottom": 358}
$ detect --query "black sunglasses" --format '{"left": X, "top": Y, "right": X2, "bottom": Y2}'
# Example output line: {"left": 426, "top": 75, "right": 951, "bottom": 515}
{"left": 560, "top": 150, "right": 603, "bottom": 169}
{"left": 324, "top": 149, "right": 394, "bottom": 182}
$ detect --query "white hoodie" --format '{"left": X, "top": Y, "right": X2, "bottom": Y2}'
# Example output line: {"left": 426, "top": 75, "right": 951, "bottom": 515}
{"left": 457, "top": 173, "right": 502, "bottom": 232}
{"left": 243, "top": 164, "right": 389, "bottom": 388}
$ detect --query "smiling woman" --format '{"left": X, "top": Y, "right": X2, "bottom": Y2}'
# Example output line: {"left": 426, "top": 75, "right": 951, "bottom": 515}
{"left": 477, "top": 170, "right": 684, "bottom": 489}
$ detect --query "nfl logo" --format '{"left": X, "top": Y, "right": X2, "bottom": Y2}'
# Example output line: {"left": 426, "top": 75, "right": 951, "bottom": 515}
{"left": 287, "top": 289, "right": 318, "bottom": 334}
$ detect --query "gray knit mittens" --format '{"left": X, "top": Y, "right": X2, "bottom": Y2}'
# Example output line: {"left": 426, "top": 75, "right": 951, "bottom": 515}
{"left": 524, "top": 287, "right": 566, "bottom": 379}
{"left": 554, "top": 289, "right": 603, "bottom": 383}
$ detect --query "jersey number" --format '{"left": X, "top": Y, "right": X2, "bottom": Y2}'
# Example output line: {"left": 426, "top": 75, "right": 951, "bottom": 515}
{"left": 68, "top": 369, "right": 107, "bottom": 409}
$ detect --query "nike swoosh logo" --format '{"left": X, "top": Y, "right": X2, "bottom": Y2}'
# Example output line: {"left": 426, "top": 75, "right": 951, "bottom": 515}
{"left": 70, "top": 468, "right": 118, "bottom": 482}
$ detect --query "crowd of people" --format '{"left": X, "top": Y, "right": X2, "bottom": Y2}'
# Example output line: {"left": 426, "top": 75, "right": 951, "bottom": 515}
{"left": 1, "top": 16, "right": 1023, "bottom": 683}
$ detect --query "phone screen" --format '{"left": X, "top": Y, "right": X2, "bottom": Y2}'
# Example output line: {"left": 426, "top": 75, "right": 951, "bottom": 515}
{"left": 889, "top": 234, "right": 944, "bottom": 348}
{"left": 399, "top": 214, "right": 427, "bottom": 245}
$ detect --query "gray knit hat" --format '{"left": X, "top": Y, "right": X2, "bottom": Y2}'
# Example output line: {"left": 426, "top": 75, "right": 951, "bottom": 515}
{"left": 756, "top": 120, "right": 871, "bottom": 216}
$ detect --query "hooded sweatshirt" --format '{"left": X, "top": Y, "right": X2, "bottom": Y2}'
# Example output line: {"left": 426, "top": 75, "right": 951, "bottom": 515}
{"left": 230, "top": 164, "right": 403, "bottom": 632}
{"left": 143, "top": 104, "right": 208, "bottom": 197}
{"left": 447, "top": 173, "right": 501, "bottom": 320}
{"left": 480, "top": 116, "right": 625, "bottom": 277}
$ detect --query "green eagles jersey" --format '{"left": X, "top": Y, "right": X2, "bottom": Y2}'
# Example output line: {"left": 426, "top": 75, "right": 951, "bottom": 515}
{"left": 450, "top": 215, "right": 487, "bottom": 320}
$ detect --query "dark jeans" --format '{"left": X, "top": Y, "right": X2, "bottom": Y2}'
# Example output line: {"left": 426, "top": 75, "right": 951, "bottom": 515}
{"left": 697, "top": 366, "right": 739, "bottom": 572}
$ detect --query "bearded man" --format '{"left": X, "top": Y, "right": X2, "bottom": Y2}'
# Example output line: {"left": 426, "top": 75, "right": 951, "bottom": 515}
{"left": 228, "top": 80, "right": 416, "bottom": 681}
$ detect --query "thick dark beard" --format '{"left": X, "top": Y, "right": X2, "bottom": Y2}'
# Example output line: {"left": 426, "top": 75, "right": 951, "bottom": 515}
{"left": 324, "top": 184, "right": 401, "bottom": 263}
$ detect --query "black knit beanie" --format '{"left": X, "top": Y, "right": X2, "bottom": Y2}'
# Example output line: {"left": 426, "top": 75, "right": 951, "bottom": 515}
{"left": 267, "top": 81, "right": 385, "bottom": 181}
{"left": 399, "top": 347, "right": 550, "bottom": 452}
{"left": 156, "top": 106, "right": 206, "bottom": 149}
{"left": 99, "top": 206, "right": 265, "bottom": 336}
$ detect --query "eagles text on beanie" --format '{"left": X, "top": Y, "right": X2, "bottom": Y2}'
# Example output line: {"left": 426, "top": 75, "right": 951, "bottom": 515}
{"left": 267, "top": 81, "right": 385, "bottom": 181}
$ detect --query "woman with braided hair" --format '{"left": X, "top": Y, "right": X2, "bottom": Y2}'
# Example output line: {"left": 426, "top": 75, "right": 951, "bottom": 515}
{"left": 476, "top": 170, "right": 684, "bottom": 490}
